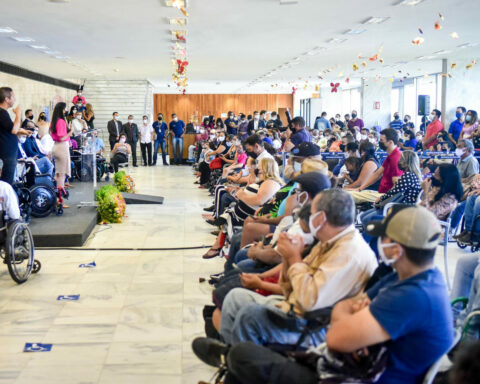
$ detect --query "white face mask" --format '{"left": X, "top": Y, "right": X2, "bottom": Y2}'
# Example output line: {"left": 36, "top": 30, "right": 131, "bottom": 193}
{"left": 368, "top": 137, "right": 376, "bottom": 144}
{"left": 128, "top": 119, "right": 133, "bottom": 123}
{"left": 77, "top": 92, "right": 82, "bottom": 96}
{"left": 254, "top": 115, "right": 259, "bottom": 120}
{"left": 76, "top": 115, "right": 82, "bottom": 120}
{"left": 76, "top": 104, "right": 82, "bottom": 109}
{"left": 431, "top": 113, "right": 436, "bottom": 119}
{"left": 455, "top": 148, "right": 466, "bottom": 157}
{"left": 143, "top": 119, "right": 148, "bottom": 124}
{"left": 199, "top": 129, "right": 205, "bottom": 134}
{"left": 217, "top": 136, "right": 225, "bottom": 142}
{"left": 209, "top": 134, "right": 216, "bottom": 140}
{"left": 308, "top": 211, "right": 325, "bottom": 239}
{"left": 299, "top": 229, "right": 315, "bottom": 246}
{"left": 360, "top": 134, "right": 367, "bottom": 140}
{"left": 19, "top": 136, "right": 27, "bottom": 144}
{"left": 293, "top": 161, "right": 302, "bottom": 173}
{"left": 174, "top": 117, "right": 178, "bottom": 122}
{"left": 340, "top": 132, "right": 346, "bottom": 138}
{"left": 296, "top": 191, "right": 308, "bottom": 207}
{"left": 119, "top": 138, "right": 126, "bottom": 144}
{"left": 114, "top": 116, "right": 119, "bottom": 120}
{"left": 377, "top": 238, "right": 398, "bottom": 266}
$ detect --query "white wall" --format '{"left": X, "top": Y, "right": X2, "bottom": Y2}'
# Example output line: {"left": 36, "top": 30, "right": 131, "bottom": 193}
{"left": 0, "top": 72, "right": 76, "bottom": 121}
{"left": 361, "top": 78, "right": 391, "bottom": 129}
{"left": 83, "top": 80, "right": 154, "bottom": 157}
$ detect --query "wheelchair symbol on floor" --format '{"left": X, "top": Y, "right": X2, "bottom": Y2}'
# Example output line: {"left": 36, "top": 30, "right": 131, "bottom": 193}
{"left": 57, "top": 295, "right": 80, "bottom": 301}
{"left": 24, "top": 343, "right": 53, "bottom": 352}
{"left": 79, "top": 261, "right": 96, "bottom": 268}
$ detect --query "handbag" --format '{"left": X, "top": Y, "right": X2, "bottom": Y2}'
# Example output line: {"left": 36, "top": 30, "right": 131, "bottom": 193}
{"left": 209, "top": 157, "right": 223, "bottom": 170}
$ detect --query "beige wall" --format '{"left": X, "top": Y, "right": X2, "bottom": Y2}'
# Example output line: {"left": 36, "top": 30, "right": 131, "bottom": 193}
{"left": 0, "top": 72, "right": 76, "bottom": 121}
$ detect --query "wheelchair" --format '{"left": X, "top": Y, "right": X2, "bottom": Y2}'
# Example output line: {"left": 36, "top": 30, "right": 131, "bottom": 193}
{"left": 0, "top": 211, "right": 40, "bottom": 284}
{"left": 14, "top": 160, "right": 58, "bottom": 220}
{"left": 71, "top": 148, "right": 111, "bottom": 182}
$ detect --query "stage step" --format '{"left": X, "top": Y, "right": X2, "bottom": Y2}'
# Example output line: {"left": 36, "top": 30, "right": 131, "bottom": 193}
{"left": 122, "top": 193, "right": 164, "bottom": 205}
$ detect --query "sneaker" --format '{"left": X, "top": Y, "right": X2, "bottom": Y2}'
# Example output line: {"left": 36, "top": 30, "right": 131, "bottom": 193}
{"left": 203, "top": 205, "right": 215, "bottom": 212}
{"left": 457, "top": 231, "right": 472, "bottom": 244}
{"left": 191, "top": 337, "right": 229, "bottom": 368}
{"left": 453, "top": 230, "right": 468, "bottom": 240}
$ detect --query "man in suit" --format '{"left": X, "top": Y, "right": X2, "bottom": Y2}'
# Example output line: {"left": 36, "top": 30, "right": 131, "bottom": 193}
{"left": 247, "top": 111, "right": 261, "bottom": 136}
{"left": 122, "top": 115, "right": 139, "bottom": 167}
{"left": 107, "top": 112, "right": 122, "bottom": 151}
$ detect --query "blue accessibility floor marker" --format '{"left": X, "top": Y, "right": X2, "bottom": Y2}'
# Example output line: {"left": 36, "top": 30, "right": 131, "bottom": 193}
{"left": 79, "top": 261, "right": 96, "bottom": 268}
{"left": 24, "top": 343, "right": 53, "bottom": 352}
{"left": 57, "top": 294, "right": 80, "bottom": 301}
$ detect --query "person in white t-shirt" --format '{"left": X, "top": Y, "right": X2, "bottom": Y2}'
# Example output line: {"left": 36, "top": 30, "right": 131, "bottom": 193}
{"left": 139, "top": 115, "right": 154, "bottom": 166}
{"left": 0, "top": 159, "right": 20, "bottom": 220}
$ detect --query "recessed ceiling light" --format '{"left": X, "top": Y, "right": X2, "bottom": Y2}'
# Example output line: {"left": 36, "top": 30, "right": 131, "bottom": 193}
{"left": 362, "top": 16, "right": 390, "bottom": 24}
{"left": 434, "top": 50, "right": 451, "bottom": 55}
{"left": 326, "top": 38, "right": 347, "bottom": 44}
{"left": 113, "top": 68, "right": 120, "bottom": 72}
{"left": 0, "top": 27, "right": 17, "bottom": 33}
{"left": 43, "top": 50, "right": 60, "bottom": 55}
{"left": 29, "top": 44, "right": 48, "bottom": 50}
{"left": 344, "top": 29, "right": 366, "bottom": 35}
{"left": 394, "top": 0, "right": 424, "bottom": 5}
{"left": 458, "top": 42, "right": 479, "bottom": 48}
{"left": 11, "top": 36, "right": 34, "bottom": 42}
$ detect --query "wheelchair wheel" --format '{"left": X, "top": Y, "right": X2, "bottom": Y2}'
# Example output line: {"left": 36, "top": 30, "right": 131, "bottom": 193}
{"left": 457, "top": 241, "right": 467, "bottom": 249}
{"left": 32, "top": 259, "right": 41, "bottom": 274}
{"left": 30, "top": 185, "right": 56, "bottom": 218}
{"left": 96, "top": 163, "right": 105, "bottom": 182}
{"left": 5, "top": 220, "right": 34, "bottom": 284}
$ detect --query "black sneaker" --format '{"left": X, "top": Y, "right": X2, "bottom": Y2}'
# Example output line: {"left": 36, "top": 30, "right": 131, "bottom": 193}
{"left": 457, "top": 231, "right": 472, "bottom": 243}
{"left": 203, "top": 205, "right": 215, "bottom": 212}
{"left": 191, "top": 337, "right": 229, "bottom": 368}
{"left": 453, "top": 230, "right": 468, "bottom": 240}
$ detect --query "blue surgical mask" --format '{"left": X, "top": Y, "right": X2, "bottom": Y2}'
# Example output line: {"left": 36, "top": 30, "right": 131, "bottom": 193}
{"left": 466, "top": 115, "right": 472, "bottom": 122}
{"left": 456, "top": 112, "right": 463, "bottom": 119}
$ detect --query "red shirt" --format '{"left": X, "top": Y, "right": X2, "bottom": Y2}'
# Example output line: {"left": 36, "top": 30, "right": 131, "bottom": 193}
{"left": 379, "top": 147, "right": 403, "bottom": 193}
{"left": 425, "top": 119, "right": 444, "bottom": 149}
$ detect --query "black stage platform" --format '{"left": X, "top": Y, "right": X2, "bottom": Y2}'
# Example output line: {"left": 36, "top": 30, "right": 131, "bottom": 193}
{"left": 29, "top": 182, "right": 164, "bottom": 247}
{"left": 29, "top": 182, "right": 101, "bottom": 247}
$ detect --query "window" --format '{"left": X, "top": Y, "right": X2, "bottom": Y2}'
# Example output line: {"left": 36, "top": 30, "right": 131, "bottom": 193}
{"left": 341, "top": 88, "right": 362, "bottom": 117}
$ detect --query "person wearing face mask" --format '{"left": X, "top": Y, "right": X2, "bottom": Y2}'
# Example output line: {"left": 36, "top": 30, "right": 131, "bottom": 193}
{"left": 71, "top": 111, "right": 87, "bottom": 142}
{"left": 346, "top": 129, "right": 402, "bottom": 203}
{"left": 195, "top": 189, "right": 376, "bottom": 352}
{"left": 107, "top": 111, "right": 123, "bottom": 150}
{"left": 197, "top": 132, "right": 228, "bottom": 187}
{"left": 237, "top": 114, "right": 249, "bottom": 138}
{"left": 169, "top": 113, "right": 185, "bottom": 165}
{"left": 247, "top": 111, "right": 259, "bottom": 135}
{"left": 111, "top": 133, "right": 132, "bottom": 173}
{"left": 398, "top": 129, "right": 417, "bottom": 151}
{"left": 21, "top": 109, "right": 35, "bottom": 128}
{"left": 455, "top": 139, "right": 478, "bottom": 180}
{"left": 72, "top": 87, "right": 86, "bottom": 106}
{"left": 420, "top": 163, "right": 463, "bottom": 220}
{"left": 83, "top": 103, "right": 95, "bottom": 130}
{"left": 138, "top": 116, "right": 154, "bottom": 166}
{"left": 460, "top": 109, "right": 479, "bottom": 141}
{"left": 388, "top": 112, "right": 402, "bottom": 130}
{"left": 283, "top": 142, "right": 322, "bottom": 180}
{"left": 423, "top": 109, "right": 444, "bottom": 150}
{"left": 448, "top": 107, "right": 465, "bottom": 144}
{"left": 266, "top": 111, "right": 283, "bottom": 130}
{"left": 359, "top": 127, "right": 369, "bottom": 142}
{"left": 121, "top": 115, "right": 139, "bottom": 167}
{"left": 224, "top": 111, "right": 238, "bottom": 136}
{"left": 402, "top": 114, "right": 415, "bottom": 131}
{"left": 314, "top": 112, "right": 331, "bottom": 131}
{"left": 36, "top": 112, "right": 49, "bottom": 139}
{"left": 284, "top": 116, "right": 312, "bottom": 152}
{"left": 152, "top": 113, "right": 168, "bottom": 166}
{"left": 20, "top": 121, "right": 54, "bottom": 177}
{"left": 347, "top": 110, "right": 364, "bottom": 131}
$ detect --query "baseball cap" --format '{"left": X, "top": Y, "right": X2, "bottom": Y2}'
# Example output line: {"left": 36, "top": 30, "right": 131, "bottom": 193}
{"left": 291, "top": 142, "right": 320, "bottom": 157}
{"left": 365, "top": 205, "right": 441, "bottom": 250}
{"left": 292, "top": 172, "right": 331, "bottom": 197}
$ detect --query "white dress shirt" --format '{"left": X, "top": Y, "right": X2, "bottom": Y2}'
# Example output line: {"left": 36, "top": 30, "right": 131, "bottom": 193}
{"left": 139, "top": 124, "right": 154, "bottom": 144}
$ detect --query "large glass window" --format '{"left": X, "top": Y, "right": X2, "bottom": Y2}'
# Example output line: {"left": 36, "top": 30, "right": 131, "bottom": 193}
{"left": 341, "top": 88, "right": 362, "bottom": 117}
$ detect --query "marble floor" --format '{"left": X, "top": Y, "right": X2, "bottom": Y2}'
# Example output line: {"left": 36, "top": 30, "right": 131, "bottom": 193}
{"left": 0, "top": 165, "right": 473, "bottom": 384}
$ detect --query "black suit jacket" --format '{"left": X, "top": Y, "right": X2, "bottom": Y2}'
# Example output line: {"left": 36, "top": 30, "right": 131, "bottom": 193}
{"left": 107, "top": 120, "right": 123, "bottom": 140}
{"left": 122, "top": 123, "right": 139, "bottom": 143}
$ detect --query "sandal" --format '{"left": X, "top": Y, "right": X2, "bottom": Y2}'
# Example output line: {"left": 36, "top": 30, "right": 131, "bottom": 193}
{"left": 202, "top": 248, "right": 221, "bottom": 259}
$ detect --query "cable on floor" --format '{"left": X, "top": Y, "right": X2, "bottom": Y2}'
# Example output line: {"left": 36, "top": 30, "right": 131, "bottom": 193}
{"left": 35, "top": 245, "right": 211, "bottom": 251}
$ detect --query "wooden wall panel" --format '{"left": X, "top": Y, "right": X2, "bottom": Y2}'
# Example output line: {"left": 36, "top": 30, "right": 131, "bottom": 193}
{"left": 154, "top": 94, "right": 293, "bottom": 124}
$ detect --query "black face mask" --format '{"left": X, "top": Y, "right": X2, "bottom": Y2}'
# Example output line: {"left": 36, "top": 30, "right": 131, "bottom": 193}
{"left": 246, "top": 151, "right": 258, "bottom": 159}
{"left": 339, "top": 144, "right": 346, "bottom": 152}
{"left": 254, "top": 168, "right": 259, "bottom": 176}
{"left": 398, "top": 162, "right": 406, "bottom": 171}
{"left": 378, "top": 141, "right": 387, "bottom": 151}
{"left": 394, "top": 115, "right": 399, "bottom": 120}
{"left": 158, "top": 116, "right": 163, "bottom": 120}
{"left": 351, "top": 114, "right": 357, "bottom": 119}
{"left": 28, "top": 115, "right": 34, "bottom": 120}
{"left": 404, "top": 118, "right": 408, "bottom": 123}
{"left": 431, "top": 177, "right": 442, "bottom": 187}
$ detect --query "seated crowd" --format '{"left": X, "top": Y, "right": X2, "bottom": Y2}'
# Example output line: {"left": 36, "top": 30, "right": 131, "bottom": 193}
{"left": 188, "top": 108, "right": 480, "bottom": 384}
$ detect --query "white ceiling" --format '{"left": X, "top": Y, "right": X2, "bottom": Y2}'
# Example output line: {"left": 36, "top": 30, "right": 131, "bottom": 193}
{"left": 0, "top": 0, "right": 479, "bottom": 93}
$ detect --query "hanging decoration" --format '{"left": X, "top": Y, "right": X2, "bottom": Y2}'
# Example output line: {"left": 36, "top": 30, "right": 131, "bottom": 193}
{"left": 167, "top": 1, "right": 189, "bottom": 94}
{"left": 330, "top": 82, "right": 340, "bottom": 93}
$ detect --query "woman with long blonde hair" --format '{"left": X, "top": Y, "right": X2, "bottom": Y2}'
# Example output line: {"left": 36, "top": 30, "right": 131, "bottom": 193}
{"left": 83, "top": 103, "right": 95, "bottom": 129}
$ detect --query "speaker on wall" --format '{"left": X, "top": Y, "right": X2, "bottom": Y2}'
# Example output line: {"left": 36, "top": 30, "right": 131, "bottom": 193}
{"left": 418, "top": 95, "right": 430, "bottom": 116}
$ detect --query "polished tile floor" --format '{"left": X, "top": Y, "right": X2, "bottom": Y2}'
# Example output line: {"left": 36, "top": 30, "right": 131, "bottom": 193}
{"left": 0, "top": 165, "right": 472, "bottom": 383}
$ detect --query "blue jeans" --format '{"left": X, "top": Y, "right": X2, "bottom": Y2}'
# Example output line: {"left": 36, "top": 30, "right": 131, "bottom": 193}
{"left": 36, "top": 157, "right": 54, "bottom": 177}
{"left": 236, "top": 258, "right": 272, "bottom": 274}
{"left": 464, "top": 195, "right": 480, "bottom": 231}
{"left": 153, "top": 140, "right": 167, "bottom": 164}
{"left": 451, "top": 255, "right": 479, "bottom": 300}
{"left": 224, "top": 232, "right": 243, "bottom": 273}
{"left": 220, "top": 288, "right": 325, "bottom": 346}
{"left": 450, "top": 201, "right": 466, "bottom": 230}
{"left": 172, "top": 137, "right": 183, "bottom": 163}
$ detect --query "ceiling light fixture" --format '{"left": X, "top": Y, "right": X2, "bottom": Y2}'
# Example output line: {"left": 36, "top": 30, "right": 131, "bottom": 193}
{"left": 29, "top": 44, "right": 48, "bottom": 50}
{"left": 344, "top": 29, "right": 366, "bottom": 35}
{"left": 43, "top": 50, "right": 60, "bottom": 55}
{"left": 434, "top": 50, "right": 451, "bottom": 55}
{"left": 0, "top": 27, "right": 17, "bottom": 33}
{"left": 54, "top": 55, "right": 69, "bottom": 60}
{"left": 458, "top": 42, "right": 479, "bottom": 48}
{"left": 279, "top": 0, "right": 299, "bottom": 4}
{"left": 326, "top": 38, "right": 347, "bottom": 44}
{"left": 362, "top": 16, "right": 390, "bottom": 24}
{"left": 11, "top": 36, "right": 34, "bottom": 42}
{"left": 394, "top": 0, "right": 424, "bottom": 5}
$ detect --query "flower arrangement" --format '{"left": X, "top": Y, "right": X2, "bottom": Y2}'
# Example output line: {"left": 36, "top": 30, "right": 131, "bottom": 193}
{"left": 114, "top": 171, "right": 135, "bottom": 193}
{"left": 95, "top": 185, "right": 127, "bottom": 224}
